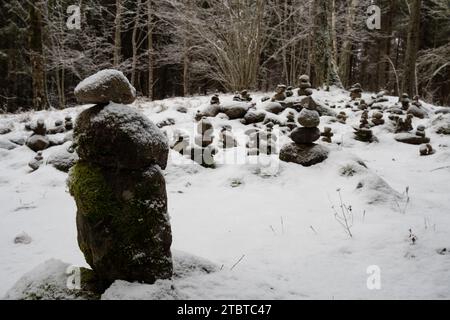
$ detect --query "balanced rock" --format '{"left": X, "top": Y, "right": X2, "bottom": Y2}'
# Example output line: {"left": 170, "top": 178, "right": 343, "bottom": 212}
{"left": 407, "top": 105, "right": 427, "bottom": 119}
{"left": 350, "top": 83, "right": 362, "bottom": 100}
{"left": 279, "top": 143, "right": 328, "bottom": 167}
{"left": 272, "top": 85, "right": 287, "bottom": 101}
{"left": 74, "top": 69, "right": 136, "bottom": 105}
{"left": 371, "top": 111, "right": 385, "bottom": 126}
{"left": 65, "top": 116, "right": 74, "bottom": 131}
{"left": 26, "top": 135, "right": 50, "bottom": 152}
{"left": 74, "top": 104, "right": 169, "bottom": 170}
{"left": 395, "top": 114, "right": 413, "bottom": 133}
{"left": 395, "top": 133, "right": 430, "bottom": 145}
{"left": 210, "top": 94, "right": 220, "bottom": 105}
{"left": 28, "top": 151, "right": 44, "bottom": 171}
{"left": 298, "top": 108, "right": 320, "bottom": 128}
{"left": 298, "top": 75, "right": 313, "bottom": 96}
{"left": 400, "top": 93, "right": 410, "bottom": 110}
{"left": 321, "top": 127, "right": 333, "bottom": 143}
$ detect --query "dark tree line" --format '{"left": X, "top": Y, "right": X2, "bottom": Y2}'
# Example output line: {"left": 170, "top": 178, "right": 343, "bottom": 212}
{"left": 0, "top": 0, "right": 449, "bottom": 113}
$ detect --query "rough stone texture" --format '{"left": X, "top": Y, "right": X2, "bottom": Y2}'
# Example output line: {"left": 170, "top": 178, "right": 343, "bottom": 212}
{"left": 26, "top": 135, "right": 50, "bottom": 152}
{"left": 263, "top": 102, "right": 285, "bottom": 114}
{"left": 195, "top": 104, "right": 221, "bottom": 120}
{"left": 3, "top": 259, "right": 100, "bottom": 300}
{"left": 395, "top": 133, "right": 430, "bottom": 145}
{"left": 279, "top": 143, "right": 329, "bottom": 167}
{"left": 243, "top": 110, "right": 266, "bottom": 124}
{"left": 74, "top": 103, "right": 169, "bottom": 170}
{"left": 47, "top": 144, "right": 79, "bottom": 172}
{"left": 219, "top": 102, "right": 250, "bottom": 119}
{"left": 298, "top": 109, "right": 320, "bottom": 128}
{"left": 289, "top": 127, "right": 321, "bottom": 144}
{"left": 69, "top": 162, "right": 173, "bottom": 288}
{"left": 74, "top": 69, "right": 136, "bottom": 105}
{"left": 407, "top": 105, "right": 428, "bottom": 119}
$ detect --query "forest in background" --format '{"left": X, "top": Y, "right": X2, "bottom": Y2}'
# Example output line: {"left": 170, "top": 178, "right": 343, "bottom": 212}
{"left": 0, "top": 0, "right": 449, "bottom": 113}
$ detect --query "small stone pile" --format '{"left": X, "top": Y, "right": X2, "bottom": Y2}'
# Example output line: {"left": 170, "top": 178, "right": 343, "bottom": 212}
{"left": 218, "top": 125, "right": 237, "bottom": 149}
{"left": 279, "top": 104, "right": 328, "bottom": 166}
{"left": 272, "top": 85, "right": 287, "bottom": 101}
{"left": 354, "top": 111, "right": 375, "bottom": 142}
{"left": 395, "top": 124, "right": 430, "bottom": 145}
{"left": 336, "top": 111, "right": 348, "bottom": 124}
{"left": 69, "top": 69, "right": 172, "bottom": 290}
{"left": 298, "top": 75, "right": 313, "bottom": 96}
{"left": 350, "top": 83, "right": 362, "bottom": 100}
{"left": 321, "top": 127, "right": 333, "bottom": 143}
{"left": 65, "top": 116, "right": 73, "bottom": 131}
{"left": 371, "top": 111, "right": 385, "bottom": 126}
{"left": 233, "top": 90, "right": 252, "bottom": 102}
{"left": 192, "top": 117, "right": 216, "bottom": 167}
{"left": 47, "top": 120, "right": 66, "bottom": 134}
{"left": 358, "top": 99, "right": 368, "bottom": 111}
{"left": 400, "top": 93, "right": 410, "bottom": 110}
{"left": 286, "top": 111, "right": 297, "bottom": 130}
{"left": 210, "top": 94, "right": 220, "bottom": 105}
{"left": 407, "top": 95, "right": 427, "bottom": 119}
{"left": 26, "top": 119, "right": 50, "bottom": 152}
{"left": 28, "top": 151, "right": 44, "bottom": 171}
{"left": 395, "top": 114, "right": 414, "bottom": 133}
{"left": 286, "top": 86, "right": 294, "bottom": 97}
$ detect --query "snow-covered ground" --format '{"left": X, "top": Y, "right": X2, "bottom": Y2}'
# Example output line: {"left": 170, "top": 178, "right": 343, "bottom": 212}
{"left": 1, "top": 88, "right": 450, "bottom": 299}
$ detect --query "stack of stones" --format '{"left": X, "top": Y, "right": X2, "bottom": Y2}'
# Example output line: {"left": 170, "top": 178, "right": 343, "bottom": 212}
{"left": 395, "top": 114, "right": 414, "bottom": 133}
{"left": 336, "top": 111, "right": 348, "bottom": 124}
{"left": 400, "top": 93, "right": 410, "bottom": 110}
{"left": 371, "top": 111, "right": 385, "bottom": 126}
{"left": 358, "top": 99, "right": 369, "bottom": 111}
{"left": 65, "top": 116, "right": 73, "bottom": 131}
{"left": 286, "top": 86, "right": 294, "bottom": 97}
{"left": 321, "top": 127, "right": 333, "bottom": 143}
{"left": 298, "top": 75, "right": 313, "bottom": 96}
{"left": 210, "top": 94, "right": 220, "bottom": 105}
{"left": 68, "top": 69, "right": 173, "bottom": 290}
{"left": 354, "top": 111, "right": 375, "bottom": 142}
{"left": 407, "top": 95, "right": 427, "bottom": 119}
{"left": 28, "top": 151, "right": 44, "bottom": 171}
{"left": 350, "top": 83, "right": 362, "bottom": 100}
{"left": 192, "top": 117, "right": 216, "bottom": 167}
{"left": 272, "top": 85, "right": 287, "bottom": 101}
{"left": 218, "top": 125, "right": 237, "bottom": 149}
{"left": 395, "top": 124, "right": 430, "bottom": 145}
{"left": 26, "top": 119, "right": 50, "bottom": 152}
{"left": 286, "top": 111, "right": 297, "bottom": 130}
{"left": 48, "top": 120, "right": 66, "bottom": 134}
{"left": 233, "top": 90, "right": 252, "bottom": 102}
{"left": 279, "top": 105, "right": 328, "bottom": 166}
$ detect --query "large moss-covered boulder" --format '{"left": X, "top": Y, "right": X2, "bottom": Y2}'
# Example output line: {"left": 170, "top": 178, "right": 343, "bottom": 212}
{"left": 69, "top": 162, "right": 173, "bottom": 287}
{"left": 74, "top": 69, "right": 136, "bottom": 105}
{"left": 74, "top": 103, "right": 169, "bottom": 170}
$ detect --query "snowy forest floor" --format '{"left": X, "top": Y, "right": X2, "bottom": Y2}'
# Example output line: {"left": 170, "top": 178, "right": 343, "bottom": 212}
{"left": 1, "top": 88, "right": 450, "bottom": 299}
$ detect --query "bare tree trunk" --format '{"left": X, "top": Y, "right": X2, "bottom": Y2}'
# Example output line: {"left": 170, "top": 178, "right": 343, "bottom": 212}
{"left": 182, "top": 0, "right": 191, "bottom": 97}
{"left": 131, "top": 0, "right": 142, "bottom": 86}
{"left": 339, "top": 0, "right": 358, "bottom": 88}
{"left": 311, "top": 0, "right": 342, "bottom": 88}
{"left": 147, "top": 0, "right": 154, "bottom": 100}
{"left": 29, "top": 1, "right": 47, "bottom": 110}
{"left": 402, "top": 0, "right": 422, "bottom": 96}
{"left": 113, "top": 0, "right": 123, "bottom": 67}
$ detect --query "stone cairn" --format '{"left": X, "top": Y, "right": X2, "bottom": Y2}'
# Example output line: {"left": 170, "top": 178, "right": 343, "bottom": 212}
{"left": 286, "top": 111, "right": 297, "bottom": 131}
{"left": 28, "top": 151, "right": 44, "bottom": 171}
{"left": 336, "top": 111, "right": 348, "bottom": 124}
{"left": 400, "top": 93, "right": 410, "bottom": 110}
{"left": 349, "top": 83, "right": 362, "bottom": 100}
{"left": 395, "top": 114, "right": 413, "bottom": 133}
{"left": 65, "top": 116, "right": 73, "bottom": 131}
{"left": 354, "top": 110, "right": 375, "bottom": 142}
{"left": 286, "top": 86, "right": 294, "bottom": 97}
{"left": 298, "top": 75, "right": 313, "bottom": 96}
{"left": 233, "top": 90, "right": 252, "bottom": 102}
{"left": 26, "top": 119, "right": 50, "bottom": 152}
{"left": 272, "top": 85, "right": 287, "bottom": 101}
{"left": 218, "top": 125, "right": 237, "bottom": 149}
{"left": 210, "top": 94, "right": 220, "bottom": 105}
{"left": 279, "top": 104, "right": 328, "bottom": 166}
{"left": 321, "top": 127, "right": 333, "bottom": 143}
{"left": 192, "top": 117, "right": 216, "bottom": 167}
{"left": 371, "top": 111, "right": 385, "bottom": 126}
{"left": 68, "top": 69, "right": 173, "bottom": 290}
{"left": 395, "top": 124, "right": 431, "bottom": 145}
